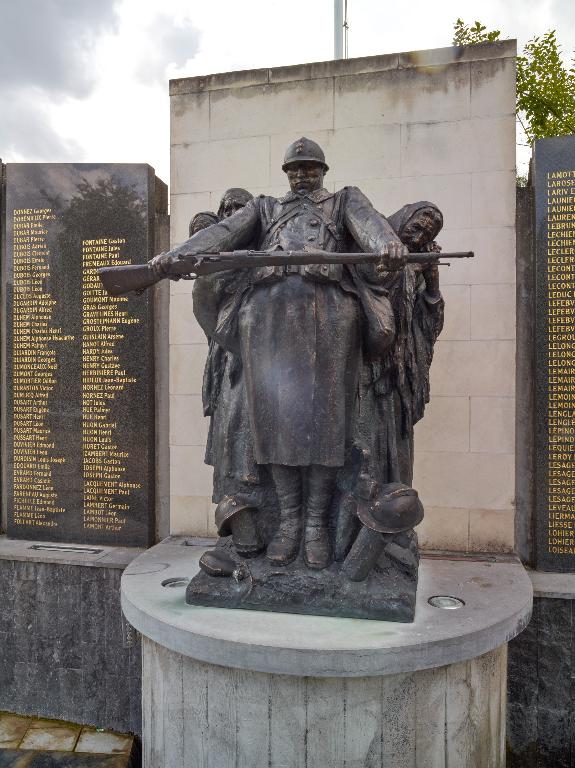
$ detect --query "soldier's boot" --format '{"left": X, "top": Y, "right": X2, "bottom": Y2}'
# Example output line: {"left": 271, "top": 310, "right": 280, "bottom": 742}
{"left": 266, "top": 465, "right": 302, "bottom": 566}
{"left": 304, "top": 465, "right": 337, "bottom": 570}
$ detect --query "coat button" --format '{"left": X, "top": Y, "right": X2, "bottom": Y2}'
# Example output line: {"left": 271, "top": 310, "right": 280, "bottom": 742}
{"left": 309, "top": 219, "right": 319, "bottom": 227}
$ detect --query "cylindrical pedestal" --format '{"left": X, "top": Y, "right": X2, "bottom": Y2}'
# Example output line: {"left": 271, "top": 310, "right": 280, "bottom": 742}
{"left": 143, "top": 637, "right": 506, "bottom": 768}
{"left": 122, "top": 539, "right": 533, "bottom": 768}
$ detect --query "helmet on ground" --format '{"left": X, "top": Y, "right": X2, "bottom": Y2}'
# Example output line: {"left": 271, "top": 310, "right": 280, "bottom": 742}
{"left": 214, "top": 495, "right": 256, "bottom": 537}
{"left": 356, "top": 482, "right": 424, "bottom": 534}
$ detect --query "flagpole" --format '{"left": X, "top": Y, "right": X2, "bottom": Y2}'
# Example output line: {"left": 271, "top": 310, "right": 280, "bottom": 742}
{"left": 334, "top": 0, "right": 344, "bottom": 59}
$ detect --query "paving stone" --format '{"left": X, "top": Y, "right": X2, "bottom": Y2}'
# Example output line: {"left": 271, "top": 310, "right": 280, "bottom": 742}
{"left": 19, "top": 722, "right": 81, "bottom": 752}
{"left": 0, "top": 714, "right": 30, "bottom": 749}
{"left": 0, "top": 750, "right": 134, "bottom": 767}
{"left": 75, "top": 729, "right": 132, "bottom": 755}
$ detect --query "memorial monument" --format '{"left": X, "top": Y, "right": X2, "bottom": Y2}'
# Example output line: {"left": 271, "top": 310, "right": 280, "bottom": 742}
{"left": 117, "top": 44, "right": 533, "bottom": 768}
{"left": 104, "top": 137, "right": 471, "bottom": 621}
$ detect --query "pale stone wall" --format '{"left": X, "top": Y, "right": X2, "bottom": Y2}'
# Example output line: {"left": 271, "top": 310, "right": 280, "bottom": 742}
{"left": 168, "top": 41, "right": 517, "bottom": 551}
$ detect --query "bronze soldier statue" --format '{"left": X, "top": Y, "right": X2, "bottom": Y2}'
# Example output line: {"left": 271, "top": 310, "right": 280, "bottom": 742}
{"left": 151, "top": 137, "right": 408, "bottom": 571}
{"left": 99, "top": 138, "right": 473, "bottom": 620}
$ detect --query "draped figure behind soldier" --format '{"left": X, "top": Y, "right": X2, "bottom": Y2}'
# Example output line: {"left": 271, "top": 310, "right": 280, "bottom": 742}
{"left": 357, "top": 201, "right": 445, "bottom": 487}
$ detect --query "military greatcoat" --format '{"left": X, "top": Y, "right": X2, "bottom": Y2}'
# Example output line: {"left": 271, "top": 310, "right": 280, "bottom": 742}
{"left": 190, "top": 186, "right": 401, "bottom": 468}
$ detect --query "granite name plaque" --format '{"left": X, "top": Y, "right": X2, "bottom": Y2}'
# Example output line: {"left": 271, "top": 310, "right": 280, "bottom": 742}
{"left": 534, "top": 135, "right": 575, "bottom": 571}
{"left": 3, "top": 164, "right": 162, "bottom": 547}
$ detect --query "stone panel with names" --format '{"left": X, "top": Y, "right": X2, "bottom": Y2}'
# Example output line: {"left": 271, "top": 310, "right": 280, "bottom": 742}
{"left": 4, "top": 164, "right": 159, "bottom": 546}
{"left": 535, "top": 135, "right": 575, "bottom": 571}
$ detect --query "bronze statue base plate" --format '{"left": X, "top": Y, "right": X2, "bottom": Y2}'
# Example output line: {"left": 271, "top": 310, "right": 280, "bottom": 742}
{"left": 186, "top": 540, "right": 418, "bottom": 623}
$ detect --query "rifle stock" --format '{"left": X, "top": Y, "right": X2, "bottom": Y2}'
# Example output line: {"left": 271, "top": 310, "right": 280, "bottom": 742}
{"left": 98, "top": 249, "right": 474, "bottom": 297}
{"left": 98, "top": 264, "right": 161, "bottom": 297}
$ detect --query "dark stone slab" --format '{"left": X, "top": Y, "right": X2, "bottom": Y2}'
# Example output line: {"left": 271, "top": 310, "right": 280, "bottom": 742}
{"left": 538, "top": 595, "right": 572, "bottom": 645}
{"left": 0, "top": 559, "right": 141, "bottom": 735}
{"left": 533, "top": 135, "right": 575, "bottom": 571}
{"left": 0, "top": 161, "right": 5, "bottom": 312}
{"left": 3, "top": 163, "right": 166, "bottom": 547}
{"left": 186, "top": 536, "right": 418, "bottom": 622}
{"left": 515, "top": 184, "right": 536, "bottom": 566}
{"left": 538, "top": 641, "right": 572, "bottom": 710}
{"left": 538, "top": 708, "right": 571, "bottom": 768}
{"left": 507, "top": 633, "right": 538, "bottom": 709}
{"left": 507, "top": 595, "right": 575, "bottom": 767}
{"left": 506, "top": 702, "right": 537, "bottom": 768}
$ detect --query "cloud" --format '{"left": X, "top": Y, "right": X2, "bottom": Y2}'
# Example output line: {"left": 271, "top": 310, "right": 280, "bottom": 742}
{"left": 134, "top": 16, "right": 201, "bottom": 85}
{"left": 549, "top": 0, "right": 575, "bottom": 53}
{"left": 0, "top": 89, "right": 83, "bottom": 162}
{"left": 0, "top": 0, "right": 121, "bottom": 162}
{"left": 0, "top": 0, "right": 120, "bottom": 99}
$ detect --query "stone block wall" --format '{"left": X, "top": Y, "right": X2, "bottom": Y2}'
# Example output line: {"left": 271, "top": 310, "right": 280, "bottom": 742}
{"left": 168, "top": 42, "right": 517, "bottom": 552}
{"left": 507, "top": 594, "right": 575, "bottom": 767}
{"left": 0, "top": 542, "right": 142, "bottom": 735}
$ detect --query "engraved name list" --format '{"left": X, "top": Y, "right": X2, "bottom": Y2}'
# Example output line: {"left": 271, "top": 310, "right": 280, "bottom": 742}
{"left": 535, "top": 136, "right": 575, "bottom": 571}
{"left": 4, "top": 164, "right": 156, "bottom": 547}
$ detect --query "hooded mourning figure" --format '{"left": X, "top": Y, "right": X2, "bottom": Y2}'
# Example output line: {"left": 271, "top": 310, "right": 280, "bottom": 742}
{"left": 189, "top": 211, "right": 219, "bottom": 238}
{"left": 387, "top": 201, "right": 444, "bottom": 434}
{"left": 217, "top": 188, "right": 253, "bottom": 220}
{"left": 195, "top": 189, "right": 263, "bottom": 505}
{"left": 358, "top": 201, "right": 444, "bottom": 486}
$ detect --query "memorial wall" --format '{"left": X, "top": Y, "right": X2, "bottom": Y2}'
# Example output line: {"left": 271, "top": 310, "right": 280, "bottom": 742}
{"left": 168, "top": 42, "right": 517, "bottom": 551}
{"left": 534, "top": 135, "right": 575, "bottom": 571}
{"left": 2, "top": 163, "right": 161, "bottom": 547}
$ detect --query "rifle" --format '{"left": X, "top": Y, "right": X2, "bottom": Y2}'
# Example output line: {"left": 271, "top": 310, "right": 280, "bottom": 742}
{"left": 98, "top": 249, "right": 474, "bottom": 297}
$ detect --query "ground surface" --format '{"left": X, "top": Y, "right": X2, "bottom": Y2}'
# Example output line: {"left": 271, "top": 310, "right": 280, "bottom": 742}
{"left": 0, "top": 713, "right": 138, "bottom": 767}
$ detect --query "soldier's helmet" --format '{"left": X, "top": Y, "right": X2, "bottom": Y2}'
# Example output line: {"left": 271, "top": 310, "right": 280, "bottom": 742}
{"left": 214, "top": 495, "right": 256, "bottom": 537}
{"left": 356, "top": 482, "right": 424, "bottom": 534}
{"left": 282, "top": 137, "right": 329, "bottom": 172}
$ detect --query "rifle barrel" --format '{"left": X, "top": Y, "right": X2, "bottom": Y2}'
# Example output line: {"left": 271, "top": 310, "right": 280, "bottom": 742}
{"left": 177, "top": 249, "right": 474, "bottom": 275}
{"left": 98, "top": 249, "right": 474, "bottom": 297}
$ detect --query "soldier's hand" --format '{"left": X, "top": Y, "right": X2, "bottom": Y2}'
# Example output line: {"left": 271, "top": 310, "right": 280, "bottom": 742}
{"left": 423, "top": 264, "right": 440, "bottom": 296}
{"left": 377, "top": 242, "right": 408, "bottom": 276}
{"left": 149, "top": 252, "right": 177, "bottom": 280}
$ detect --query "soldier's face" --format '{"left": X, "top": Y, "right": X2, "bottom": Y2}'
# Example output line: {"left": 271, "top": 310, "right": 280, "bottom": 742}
{"left": 402, "top": 209, "right": 442, "bottom": 249}
{"left": 222, "top": 200, "right": 244, "bottom": 218}
{"left": 286, "top": 162, "right": 325, "bottom": 193}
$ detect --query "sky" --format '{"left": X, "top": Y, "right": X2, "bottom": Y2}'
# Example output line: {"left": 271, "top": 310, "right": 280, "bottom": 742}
{"left": 1, "top": 0, "right": 574, "bottom": 183}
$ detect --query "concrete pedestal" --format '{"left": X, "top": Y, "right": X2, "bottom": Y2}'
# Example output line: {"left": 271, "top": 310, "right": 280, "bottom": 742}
{"left": 122, "top": 538, "right": 533, "bottom": 768}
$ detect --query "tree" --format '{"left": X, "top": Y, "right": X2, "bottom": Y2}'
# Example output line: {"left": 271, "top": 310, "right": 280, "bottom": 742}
{"left": 452, "top": 20, "right": 575, "bottom": 144}
{"left": 453, "top": 19, "right": 501, "bottom": 46}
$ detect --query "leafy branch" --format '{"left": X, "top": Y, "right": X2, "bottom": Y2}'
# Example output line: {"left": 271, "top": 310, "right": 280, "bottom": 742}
{"left": 453, "top": 20, "right": 575, "bottom": 144}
